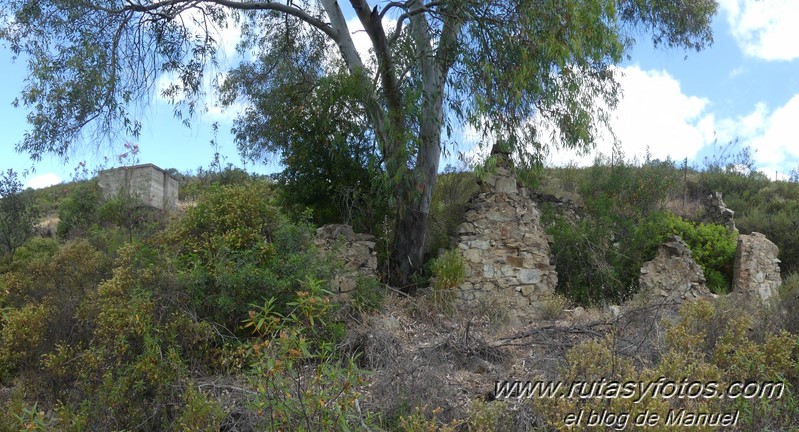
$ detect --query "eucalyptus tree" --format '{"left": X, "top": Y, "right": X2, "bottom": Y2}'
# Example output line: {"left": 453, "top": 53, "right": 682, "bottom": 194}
{"left": 0, "top": 0, "right": 717, "bottom": 286}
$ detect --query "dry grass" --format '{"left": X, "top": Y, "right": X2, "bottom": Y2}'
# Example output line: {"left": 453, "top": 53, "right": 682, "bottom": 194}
{"left": 663, "top": 196, "right": 705, "bottom": 221}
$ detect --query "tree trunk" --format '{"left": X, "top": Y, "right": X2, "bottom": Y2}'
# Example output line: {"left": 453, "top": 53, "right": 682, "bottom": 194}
{"left": 389, "top": 203, "right": 429, "bottom": 289}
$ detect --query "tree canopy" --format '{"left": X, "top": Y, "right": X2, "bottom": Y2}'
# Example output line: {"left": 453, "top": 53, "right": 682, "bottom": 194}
{"left": 0, "top": 0, "right": 718, "bottom": 286}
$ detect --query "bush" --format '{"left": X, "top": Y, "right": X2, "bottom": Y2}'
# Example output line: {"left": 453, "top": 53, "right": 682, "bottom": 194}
{"left": 543, "top": 153, "right": 684, "bottom": 304}
{"left": 351, "top": 276, "right": 386, "bottom": 314}
{"left": 536, "top": 299, "right": 799, "bottom": 431}
{"left": 431, "top": 249, "right": 466, "bottom": 291}
{"left": 169, "top": 181, "right": 336, "bottom": 330}
{"left": 57, "top": 181, "right": 102, "bottom": 239}
{"left": 38, "top": 244, "right": 215, "bottom": 429}
{"left": 426, "top": 169, "right": 478, "bottom": 256}
{"left": 641, "top": 212, "right": 738, "bottom": 293}
{"left": 427, "top": 250, "right": 466, "bottom": 315}
{"left": 544, "top": 151, "right": 738, "bottom": 303}
{"left": 243, "top": 277, "right": 373, "bottom": 431}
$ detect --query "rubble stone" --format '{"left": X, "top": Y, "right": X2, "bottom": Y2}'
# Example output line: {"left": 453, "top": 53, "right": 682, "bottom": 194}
{"left": 315, "top": 224, "right": 378, "bottom": 297}
{"left": 638, "top": 235, "right": 713, "bottom": 305}
{"left": 704, "top": 192, "right": 737, "bottom": 232}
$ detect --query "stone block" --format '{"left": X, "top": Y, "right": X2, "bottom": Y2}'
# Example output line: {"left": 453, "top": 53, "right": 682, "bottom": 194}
{"left": 518, "top": 268, "right": 542, "bottom": 284}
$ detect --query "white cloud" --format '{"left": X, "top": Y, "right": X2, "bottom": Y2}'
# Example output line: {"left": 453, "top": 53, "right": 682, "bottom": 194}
{"left": 745, "top": 94, "right": 799, "bottom": 174}
{"left": 719, "top": 0, "right": 799, "bottom": 61}
{"left": 460, "top": 65, "right": 799, "bottom": 178}
{"left": 25, "top": 173, "right": 62, "bottom": 189}
{"left": 698, "top": 95, "right": 799, "bottom": 178}
{"left": 547, "top": 66, "right": 712, "bottom": 166}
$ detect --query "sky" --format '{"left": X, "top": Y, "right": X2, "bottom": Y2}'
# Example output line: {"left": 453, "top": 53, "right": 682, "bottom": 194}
{"left": 1, "top": 0, "right": 798, "bottom": 189}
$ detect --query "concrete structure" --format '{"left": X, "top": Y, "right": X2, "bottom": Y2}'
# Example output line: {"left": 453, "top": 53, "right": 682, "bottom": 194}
{"left": 98, "top": 163, "right": 179, "bottom": 211}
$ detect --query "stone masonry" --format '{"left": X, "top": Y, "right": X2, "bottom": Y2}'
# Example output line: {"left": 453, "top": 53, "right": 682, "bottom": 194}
{"left": 638, "top": 235, "right": 713, "bottom": 305}
{"left": 732, "top": 232, "right": 781, "bottom": 301}
{"left": 315, "top": 224, "right": 378, "bottom": 298}
{"left": 703, "top": 192, "right": 737, "bottom": 232}
{"left": 454, "top": 150, "right": 557, "bottom": 318}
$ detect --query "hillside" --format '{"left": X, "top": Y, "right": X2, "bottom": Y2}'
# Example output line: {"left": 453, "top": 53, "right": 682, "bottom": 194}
{"left": 1, "top": 158, "right": 798, "bottom": 431}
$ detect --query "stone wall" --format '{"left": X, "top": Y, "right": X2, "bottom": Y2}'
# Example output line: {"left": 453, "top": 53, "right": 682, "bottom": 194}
{"left": 315, "top": 224, "right": 378, "bottom": 297}
{"left": 530, "top": 192, "right": 582, "bottom": 222}
{"left": 637, "top": 235, "right": 713, "bottom": 305}
{"left": 703, "top": 192, "right": 736, "bottom": 232}
{"left": 98, "top": 163, "right": 179, "bottom": 212}
{"left": 454, "top": 154, "right": 557, "bottom": 319}
{"left": 732, "top": 232, "right": 781, "bottom": 301}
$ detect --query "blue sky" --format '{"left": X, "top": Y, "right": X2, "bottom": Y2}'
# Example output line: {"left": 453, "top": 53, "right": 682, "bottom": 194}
{"left": 1, "top": 0, "right": 798, "bottom": 189}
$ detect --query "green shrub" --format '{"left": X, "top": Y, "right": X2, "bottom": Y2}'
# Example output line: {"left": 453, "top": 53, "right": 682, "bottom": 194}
{"left": 426, "top": 170, "right": 478, "bottom": 256}
{"left": 427, "top": 250, "right": 466, "bottom": 315}
{"left": 243, "top": 277, "right": 373, "bottom": 431}
{"left": 0, "top": 303, "right": 49, "bottom": 382}
{"left": 432, "top": 249, "right": 466, "bottom": 291}
{"left": 352, "top": 276, "right": 385, "bottom": 314}
{"left": 38, "top": 244, "right": 215, "bottom": 430}
{"left": 176, "top": 384, "right": 226, "bottom": 431}
{"left": 544, "top": 153, "right": 685, "bottom": 304}
{"left": 537, "top": 299, "right": 799, "bottom": 431}
{"left": 170, "top": 182, "right": 335, "bottom": 330}
{"left": 545, "top": 163, "right": 737, "bottom": 303}
{"left": 642, "top": 212, "right": 738, "bottom": 293}
{"left": 57, "top": 181, "right": 102, "bottom": 239}
{"left": 8, "top": 237, "right": 59, "bottom": 269}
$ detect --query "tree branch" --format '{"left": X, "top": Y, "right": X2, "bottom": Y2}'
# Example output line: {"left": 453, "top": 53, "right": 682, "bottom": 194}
{"left": 349, "top": 0, "right": 404, "bottom": 159}
{"left": 95, "top": 0, "right": 337, "bottom": 41}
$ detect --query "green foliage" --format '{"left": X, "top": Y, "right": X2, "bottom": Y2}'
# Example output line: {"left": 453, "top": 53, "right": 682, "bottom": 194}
{"left": 544, "top": 154, "right": 682, "bottom": 304}
{"left": 169, "top": 181, "right": 335, "bottom": 330}
{"left": 96, "top": 186, "right": 161, "bottom": 242}
{"left": 243, "top": 277, "right": 372, "bottom": 431}
{"left": 0, "top": 0, "right": 717, "bottom": 286}
{"left": 544, "top": 151, "right": 741, "bottom": 302}
{"left": 426, "top": 169, "right": 478, "bottom": 256}
{"left": 0, "top": 169, "right": 39, "bottom": 264}
{"left": 0, "top": 303, "right": 49, "bottom": 382}
{"left": 643, "top": 212, "right": 738, "bottom": 293}
{"left": 351, "top": 276, "right": 386, "bottom": 314}
{"left": 424, "top": 250, "right": 466, "bottom": 316}
{"left": 40, "top": 244, "right": 214, "bottom": 429}
{"left": 5, "top": 237, "right": 58, "bottom": 271}
{"left": 431, "top": 250, "right": 466, "bottom": 291}
{"left": 176, "top": 384, "right": 227, "bottom": 431}
{"left": 225, "top": 66, "right": 389, "bottom": 233}
{"left": 56, "top": 180, "right": 102, "bottom": 239}
{"left": 694, "top": 172, "right": 799, "bottom": 274}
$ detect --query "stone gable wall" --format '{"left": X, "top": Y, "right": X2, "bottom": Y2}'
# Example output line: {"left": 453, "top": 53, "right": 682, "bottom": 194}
{"left": 454, "top": 159, "right": 557, "bottom": 319}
